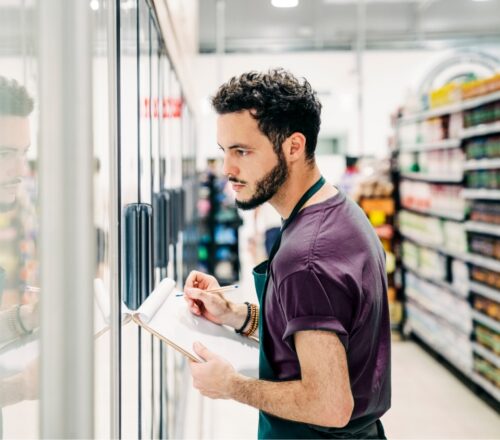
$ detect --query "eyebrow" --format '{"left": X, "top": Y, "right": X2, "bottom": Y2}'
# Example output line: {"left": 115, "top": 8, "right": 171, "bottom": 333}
{"left": 0, "top": 144, "right": 30, "bottom": 152}
{"left": 218, "top": 143, "right": 254, "bottom": 151}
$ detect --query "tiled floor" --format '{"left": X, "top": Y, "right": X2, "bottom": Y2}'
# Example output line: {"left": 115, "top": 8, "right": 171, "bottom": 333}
{"left": 197, "top": 339, "right": 500, "bottom": 439}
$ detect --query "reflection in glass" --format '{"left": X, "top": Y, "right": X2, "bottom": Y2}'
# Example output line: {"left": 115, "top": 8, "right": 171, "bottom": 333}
{"left": 0, "top": 76, "right": 39, "bottom": 437}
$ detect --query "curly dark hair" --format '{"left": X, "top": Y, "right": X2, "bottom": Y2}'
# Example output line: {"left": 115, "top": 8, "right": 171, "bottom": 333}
{"left": 0, "top": 76, "right": 34, "bottom": 117}
{"left": 211, "top": 68, "right": 322, "bottom": 164}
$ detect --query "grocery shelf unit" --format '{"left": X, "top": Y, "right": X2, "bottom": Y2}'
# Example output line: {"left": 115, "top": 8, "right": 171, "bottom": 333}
{"left": 197, "top": 171, "right": 242, "bottom": 285}
{"left": 358, "top": 195, "right": 402, "bottom": 331}
{"left": 394, "top": 76, "right": 500, "bottom": 404}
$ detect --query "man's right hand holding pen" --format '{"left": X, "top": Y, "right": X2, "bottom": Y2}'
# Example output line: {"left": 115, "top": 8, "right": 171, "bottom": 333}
{"left": 183, "top": 270, "right": 257, "bottom": 336}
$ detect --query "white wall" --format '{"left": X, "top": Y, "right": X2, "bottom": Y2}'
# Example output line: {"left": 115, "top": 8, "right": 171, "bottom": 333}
{"left": 191, "top": 49, "right": 494, "bottom": 174}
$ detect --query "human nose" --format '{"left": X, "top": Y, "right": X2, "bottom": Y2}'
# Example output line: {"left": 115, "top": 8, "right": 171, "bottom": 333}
{"left": 222, "top": 152, "right": 238, "bottom": 178}
{"left": 13, "top": 153, "right": 26, "bottom": 177}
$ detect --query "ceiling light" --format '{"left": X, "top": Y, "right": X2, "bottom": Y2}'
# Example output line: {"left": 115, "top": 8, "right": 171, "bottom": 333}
{"left": 471, "top": 0, "right": 491, "bottom": 2}
{"left": 271, "top": 0, "right": 299, "bottom": 8}
{"left": 89, "top": 0, "right": 99, "bottom": 10}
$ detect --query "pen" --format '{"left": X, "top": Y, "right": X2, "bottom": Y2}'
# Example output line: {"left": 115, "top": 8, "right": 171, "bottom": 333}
{"left": 176, "top": 284, "right": 239, "bottom": 297}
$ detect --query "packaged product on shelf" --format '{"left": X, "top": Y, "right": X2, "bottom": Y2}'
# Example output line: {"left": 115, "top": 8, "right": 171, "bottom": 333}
{"left": 448, "top": 112, "right": 463, "bottom": 139}
{"left": 465, "top": 136, "right": 500, "bottom": 160}
{"left": 461, "top": 74, "right": 500, "bottom": 99}
{"left": 402, "top": 241, "right": 419, "bottom": 271}
{"left": 443, "top": 221, "right": 468, "bottom": 253}
{"left": 470, "top": 201, "right": 500, "bottom": 225}
{"left": 399, "top": 122, "right": 419, "bottom": 146}
{"left": 429, "top": 83, "right": 461, "bottom": 109}
{"left": 472, "top": 293, "right": 500, "bottom": 321}
{"left": 471, "top": 265, "right": 500, "bottom": 290}
{"left": 473, "top": 354, "right": 500, "bottom": 388}
{"left": 400, "top": 181, "right": 466, "bottom": 216}
{"left": 463, "top": 101, "right": 500, "bottom": 128}
{"left": 399, "top": 210, "right": 443, "bottom": 246}
{"left": 475, "top": 324, "right": 500, "bottom": 355}
{"left": 419, "top": 247, "right": 447, "bottom": 280}
{"left": 406, "top": 302, "right": 473, "bottom": 373}
{"left": 466, "top": 169, "right": 500, "bottom": 190}
{"left": 405, "top": 271, "right": 472, "bottom": 333}
{"left": 451, "top": 260, "right": 470, "bottom": 297}
{"left": 468, "top": 232, "right": 500, "bottom": 260}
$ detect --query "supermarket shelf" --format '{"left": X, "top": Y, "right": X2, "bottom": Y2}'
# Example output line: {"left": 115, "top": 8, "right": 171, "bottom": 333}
{"left": 467, "top": 253, "right": 500, "bottom": 273}
{"left": 401, "top": 232, "right": 469, "bottom": 261}
{"left": 406, "top": 315, "right": 472, "bottom": 377}
{"left": 465, "top": 221, "right": 500, "bottom": 238}
{"left": 460, "top": 121, "right": 500, "bottom": 140}
{"left": 472, "top": 342, "right": 500, "bottom": 369}
{"left": 399, "top": 138, "right": 461, "bottom": 153}
{"left": 464, "top": 158, "right": 500, "bottom": 171}
{"left": 471, "top": 372, "right": 500, "bottom": 402}
{"left": 400, "top": 171, "right": 463, "bottom": 183}
{"left": 402, "top": 232, "right": 500, "bottom": 271}
{"left": 469, "top": 281, "right": 500, "bottom": 303}
{"left": 409, "top": 315, "right": 500, "bottom": 402}
{"left": 462, "top": 189, "right": 500, "bottom": 200}
{"left": 403, "top": 264, "right": 468, "bottom": 299}
{"left": 398, "top": 90, "right": 500, "bottom": 124}
{"left": 402, "top": 205, "right": 465, "bottom": 221}
{"left": 406, "top": 287, "right": 471, "bottom": 335}
{"left": 471, "top": 310, "right": 500, "bottom": 333}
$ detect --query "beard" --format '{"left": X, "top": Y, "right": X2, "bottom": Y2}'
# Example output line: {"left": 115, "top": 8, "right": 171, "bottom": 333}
{"left": 232, "top": 149, "right": 289, "bottom": 211}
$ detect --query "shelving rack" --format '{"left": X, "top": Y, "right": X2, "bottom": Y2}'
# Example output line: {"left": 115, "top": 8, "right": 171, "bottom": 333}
{"left": 394, "top": 76, "right": 500, "bottom": 404}
{"left": 197, "top": 171, "right": 242, "bottom": 285}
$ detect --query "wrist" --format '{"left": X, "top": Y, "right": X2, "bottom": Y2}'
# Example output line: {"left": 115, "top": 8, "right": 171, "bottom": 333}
{"left": 227, "top": 371, "right": 247, "bottom": 400}
{"left": 223, "top": 302, "right": 249, "bottom": 329}
{"left": 18, "top": 304, "right": 35, "bottom": 333}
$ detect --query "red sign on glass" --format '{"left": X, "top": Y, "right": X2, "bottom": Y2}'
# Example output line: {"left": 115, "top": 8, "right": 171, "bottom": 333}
{"left": 144, "top": 97, "right": 183, "bottom": 119}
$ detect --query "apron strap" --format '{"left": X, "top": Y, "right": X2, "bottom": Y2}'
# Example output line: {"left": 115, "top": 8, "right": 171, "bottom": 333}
{"left": 267, "top": 175, "right": 325, "bottom": 264}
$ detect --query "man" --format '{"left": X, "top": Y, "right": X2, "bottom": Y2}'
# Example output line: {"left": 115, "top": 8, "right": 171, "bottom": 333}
{"left": 184, "top": 69, "right": 390, "bottom": 439}
{"left": 0, "top": 76, "right": 39, "bottom": 417}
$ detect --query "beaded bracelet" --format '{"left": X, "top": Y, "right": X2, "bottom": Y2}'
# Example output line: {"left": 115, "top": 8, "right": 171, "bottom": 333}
{"left": 243, "top": 304, "right": 259, "bottom": 337}
{"left": 16, "top": 304, "right": 33, "bottom": 335}
{"left": 235, "top": 302, "right": 251, "bottom": 334}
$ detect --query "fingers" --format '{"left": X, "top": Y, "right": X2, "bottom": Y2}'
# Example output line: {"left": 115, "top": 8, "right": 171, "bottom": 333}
{"left": 186, "top": 298, "right": 201, "bottom": 316}
{"left": 184, "top": 270, "right": 218, "bottom": 291}
{"left": 193, "top": 341, "right": 216, "bottom": 361}
{"left": 184, "top": 287, "right": 207, "bottom": 300}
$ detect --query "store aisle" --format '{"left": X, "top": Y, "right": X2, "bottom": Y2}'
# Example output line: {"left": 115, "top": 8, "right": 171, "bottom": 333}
{"left": 201, "top": 339, "right": 500, "bottom": 439}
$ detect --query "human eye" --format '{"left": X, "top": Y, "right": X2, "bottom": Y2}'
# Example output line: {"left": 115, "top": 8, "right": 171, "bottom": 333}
{"left": 0, "top": 149, "right": 13, "bottom": 160}
{"left": 236, "top": 148, "right": 249, "bottom": 157}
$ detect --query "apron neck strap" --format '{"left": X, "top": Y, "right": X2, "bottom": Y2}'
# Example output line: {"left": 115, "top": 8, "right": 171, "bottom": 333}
{"left": 282, "top": 175, "right": 326, "bottom": 230}
{"left": 268, "top": 175, "right": 325, "bottom": 263}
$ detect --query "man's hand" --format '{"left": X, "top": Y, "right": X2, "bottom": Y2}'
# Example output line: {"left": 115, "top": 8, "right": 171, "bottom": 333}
{"left": 183, "top": 270, "right": 249, "bottom": 329}
{"left": 183, "top": 287, "right": 233, "bottom": 325}
{"left": 190, "top": 342, "right": 237, "bottom": 399}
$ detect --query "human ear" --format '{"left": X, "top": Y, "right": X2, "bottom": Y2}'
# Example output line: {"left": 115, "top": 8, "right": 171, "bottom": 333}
{"left": 286, "top": 132, "right": 306, "bottom": 161}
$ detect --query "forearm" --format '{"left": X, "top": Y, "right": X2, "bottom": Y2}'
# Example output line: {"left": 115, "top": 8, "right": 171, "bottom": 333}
{"left": 0, "top": 305, "right": 33, "bottom": 345}
{"left": 224, "top": 303, "right": 259, "bottom": 336}
{"left": 229, "top": 375, "right": 334, "bottom": 427}
{"left": 0, "top": 373, "right": 25, "bottom": 408}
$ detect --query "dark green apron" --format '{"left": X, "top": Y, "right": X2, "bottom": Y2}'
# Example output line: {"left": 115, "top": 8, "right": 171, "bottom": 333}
{"left": 253, "top": 176, "right": 327, "bottom": 439}
{"left": 252, "top": 177, "right": 386, "bottom": 440}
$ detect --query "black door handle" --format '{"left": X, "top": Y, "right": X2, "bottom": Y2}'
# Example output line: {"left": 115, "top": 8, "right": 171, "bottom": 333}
{"left": 123, "top": 203, "right": 153, "bottom": 310}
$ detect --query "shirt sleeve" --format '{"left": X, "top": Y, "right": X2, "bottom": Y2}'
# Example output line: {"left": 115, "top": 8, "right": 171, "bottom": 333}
{"left": 276, "top": 269, "right": 352, "bottom": 352}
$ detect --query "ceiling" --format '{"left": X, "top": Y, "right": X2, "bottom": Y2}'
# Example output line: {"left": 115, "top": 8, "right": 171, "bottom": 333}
{"left": 198, "top": 0, "right": 500, "bottom": 52}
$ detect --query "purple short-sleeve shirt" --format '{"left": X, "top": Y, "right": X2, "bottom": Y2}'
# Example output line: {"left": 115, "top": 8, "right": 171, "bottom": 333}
{"left": 263, "top": 191, "right": 391, "bottom": 425}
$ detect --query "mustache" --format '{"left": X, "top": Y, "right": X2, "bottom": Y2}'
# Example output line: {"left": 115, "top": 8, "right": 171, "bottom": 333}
{"left": 228, "top": 177, "right": 247, "bottom": 185}
{"left": 0, "top": 178, "right": 22, "bottom": 187}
